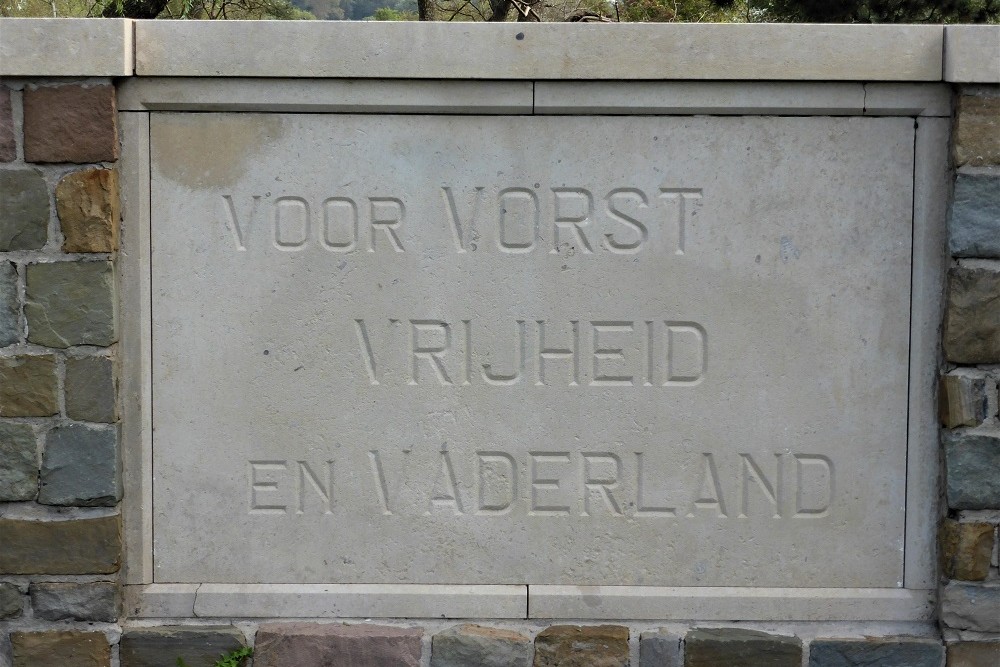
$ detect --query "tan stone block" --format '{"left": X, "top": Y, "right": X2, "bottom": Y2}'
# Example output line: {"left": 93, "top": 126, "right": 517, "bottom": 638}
{"left": 941, "top": 519, "right": 995, "bottom": 580}
{"left": 23, "top": 85, "right": 118, "bottom": 164}
{"left": 939, "top": 374, "right": 988, "bottom": 428}
{"left": 11, "top": 631, "right": 110, "bottom": 667}
{"left": 949, "top": 641, "right": 1000, "bottom": 667}
{"left": 955, "top": 95, "right": 1000, "bottom": 167}
{"left": 57, "top": 168, "right": 119, "bottom": 253}
{"left": 0, "top": 355, "right": 58, "bottom": 417}
{"left": 533, "top": 625, "right": 629, "bottom": 667}
{"left": 0, "top": 516, "right": 120, "bottom": 574}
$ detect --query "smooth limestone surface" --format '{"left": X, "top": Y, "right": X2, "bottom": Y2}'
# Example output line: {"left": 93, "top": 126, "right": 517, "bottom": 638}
{"left": 149, "top": 113, "right": 914, "bottom": 587}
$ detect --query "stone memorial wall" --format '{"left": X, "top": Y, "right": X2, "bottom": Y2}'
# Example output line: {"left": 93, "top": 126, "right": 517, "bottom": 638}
{"left": 0, "top": 19, "right": 998, "bottom": 667}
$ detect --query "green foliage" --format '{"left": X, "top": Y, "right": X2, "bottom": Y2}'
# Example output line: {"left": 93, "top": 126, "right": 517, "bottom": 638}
{"left": 177, "top": 646, "right": 253, "bottom": 667}
{"left": 707, "top": 0, "right": 1000, "bottom": 22}
{"left": 372, "top": 5, "right": 415, "bottom": 18}
{"left": 615, "top": 0, "right": 734, "bottom": 22}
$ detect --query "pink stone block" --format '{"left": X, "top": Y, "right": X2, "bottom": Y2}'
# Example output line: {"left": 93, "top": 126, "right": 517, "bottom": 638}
{"left": 255, "top": 623, "right": 423, "bottom": 667}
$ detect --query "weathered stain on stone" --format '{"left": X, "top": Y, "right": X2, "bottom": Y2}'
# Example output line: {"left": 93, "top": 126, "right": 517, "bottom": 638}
{"left": 940, "top": 519, "right": 995, "bottom": 581}
{"left": 153, "top": 113, "right": 285, "bottom": 190}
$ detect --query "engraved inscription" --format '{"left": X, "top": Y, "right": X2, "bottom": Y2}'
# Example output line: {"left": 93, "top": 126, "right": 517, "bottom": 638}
{"left": 352, "top": 318, "right": 707, "bottom": 387}
{"left": 219, "top": 185, "right": 702, "bottom": 255}
{"left": 247, "top": 450, "right": 835, "bottom": 520}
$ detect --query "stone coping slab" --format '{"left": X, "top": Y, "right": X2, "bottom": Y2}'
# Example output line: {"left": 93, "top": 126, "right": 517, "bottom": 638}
{"left": 133, "top": 21, "right": 944, "bottom": 81}
{"left": 0, "top": 18, "right": 133, "bottom": 76}
{"left": 944, "top": 25, "right": 1000, "bottom": 83}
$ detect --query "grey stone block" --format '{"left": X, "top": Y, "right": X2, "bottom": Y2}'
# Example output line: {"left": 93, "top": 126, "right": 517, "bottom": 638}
{"left": 685, "top": 628, "right": 801, "bottom": 667}
{"left": 0, "top": 582, "right": 22, "bottom": 619}
{"left": 25, "top": 260, "right": 116, "bottom": 349}
{"left": 120, "top": 626, "right": 246, "bottom": 667}
{"left": 950, "top": 173, "right": 1000, "bottom": 258}
{"left": 0, "top": 168, "right": 49, "bottom": 251}
{"left": 809, "top": 638, "right": 943, "bottom": 666}
{"left": 0, "top": 261, "right": 18, "bottom": 346}
{"left": 0, "top": 422, "right": 37, "bottom": 501}
{"left": 431, "top": 624, "right": 531, "bottom": 667}
{"left": 65, "top": 355, "right": 116, "bottom": 423}
{"left": 941, "top": 582, "right": 1000, "bottom": 633}
{"left": 29, "top": 581, "right": 117, "bottom": 622}
{"left": 640, "top": 629, "right": 682, "bottom": 667}
{"left": 944, "top": 431, "right": 1000, "bottom": 510}
{"left": 39, "top": 423, "right": 121, "bottom": 507}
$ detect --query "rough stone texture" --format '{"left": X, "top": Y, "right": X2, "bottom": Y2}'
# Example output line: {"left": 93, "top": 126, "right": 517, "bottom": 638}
{"left": 0, "top": 168, "right": 49, "bottom": 250}
{"left": 685, "top": 628, "right": 801, "bottom": 667}
{"left": 39, "top": 423, "right": 121, "bottom": 507}
{"left": 640, "top": 629, "right": 683, "bottom": 667}
{"left": 431, "top": 624, "right": 532, "bottom": 667}
{"left": 22, "top": 85, "right": 118, "bottom": 164}
{"left": 120, "top": 625, "right": 245, "bottom": 667}
{"left": 11, "top": 630, "right": 111, "bottom": 667}
{"left": 941, "top": 582, "right": 1000, "bottom": 632}
{"left": 941, "top": 519, "right": 996, "bottom": 580}
{"left": 0, "top": 260, "right": 18, "bottom": 346}
{"left": 0, "top": 87, "right": 15, "bottom": 162}
{"left": 534, "top": 625, "right": 629, "bottom": 667}
{"left": 0, "top": 516, "right": 120, "bottom": 574}
{"left": 948, "top": 642, "right": 1000, "bottom": 667}
{"left": 255, "top": 623, "right": 423, "bottom": 667}
{"left": 940, "top": 373, "right": 989, "bottom": 427}
{"left": 955, "top": 95, "right": 1000, "bottom": 167}
{"left": 808, "top": 638, "right": 944, "bottom": 667}
{"left": 949, "top": 173, "right": 1000, "bottom": 258}
{"left": 25, "top": 260, "right": 116, "bottom": 348}
{"left": 56, "top": 168, "right": 120, "bottom": 253}
{"left": 0, "top": 581, "right": 22, "bottom": 619}
{"left": 65, "top": 355, "right": 116, "bottom": 423}
{"left": 944, "top": 431, "right": 1000, "bottom": 510}
{"left": 943, "top": 267, "right": 1000, "bottom": 364}
{"left": 0, "top": 421, "right": 37, "bottom": 501}
{"left": 29, "top": 581, "right": 117, "bottom": 622}
{"left": 0, "top": 354, "right": 58, "bottom": 417}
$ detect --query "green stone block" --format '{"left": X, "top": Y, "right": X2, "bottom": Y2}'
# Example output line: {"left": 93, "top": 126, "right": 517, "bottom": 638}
{"left": 25, "top": 261, "right": 116, "bottom": 348}
{"left": 0, "top": 169, "right": 49, "bottom": 251}
{"left": 0, "top": 422, "right": 37, "bottom": 501}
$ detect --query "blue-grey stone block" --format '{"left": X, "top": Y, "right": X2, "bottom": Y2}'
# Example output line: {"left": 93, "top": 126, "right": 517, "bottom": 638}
{"left": 950, "top": 173, "right": 1000, "bottom": 258}
{"left": 0, "top": 261, "right": 18, "bottom": 346}
{"left": 944, "top": 431, "right": 1000, "bottom": 510}
{"left": 809, "top": 638, "right": 943, "bottom": 667}
{"left": 39, "top": 423, "right": 121, "bottom": 507}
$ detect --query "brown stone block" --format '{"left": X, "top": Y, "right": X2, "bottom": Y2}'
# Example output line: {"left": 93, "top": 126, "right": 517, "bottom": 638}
{"left": 943, "top": 267, "right": 1000, "bottom": 364}
{"left": 939, "top": 374, "right": 988, "bottom": 428}
{"left": 23, "top": 85, "right": 118, "bottom": 164}
{"left": 0, "top": 354, "right": 58, "bottom": 417}
{"left": 57, "top": 168, "right": 119, "bottom": 253}
{"left": 686, "top": 628, "right": 801, "bottom": 667}
{"left": 11, "top": 630, "right": 110, "bottom": 667}
{"left": 533, "top": 625, "right": 629, "bottom": 667}
{"left": 948, "top": 641, "right": 1000, "bottom": 667}
{"left": 955, "top": 95, "right": 1000, "bottom": 167}
{"left": 0, "top": 516, "right": 120, "bottom": 574}
{"left": 255, "top": 623, "right": 423, "bottom": 667}
{"left": 941, "top": 519, "right": 995, "bottom": 581}
{"left": 0, "top": 87, "right": 15, "bottom": 162}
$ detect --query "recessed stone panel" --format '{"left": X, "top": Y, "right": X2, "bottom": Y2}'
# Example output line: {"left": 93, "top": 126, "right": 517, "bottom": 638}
{"left": 149, "top": 114, "right": 914, "bottom": 587}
